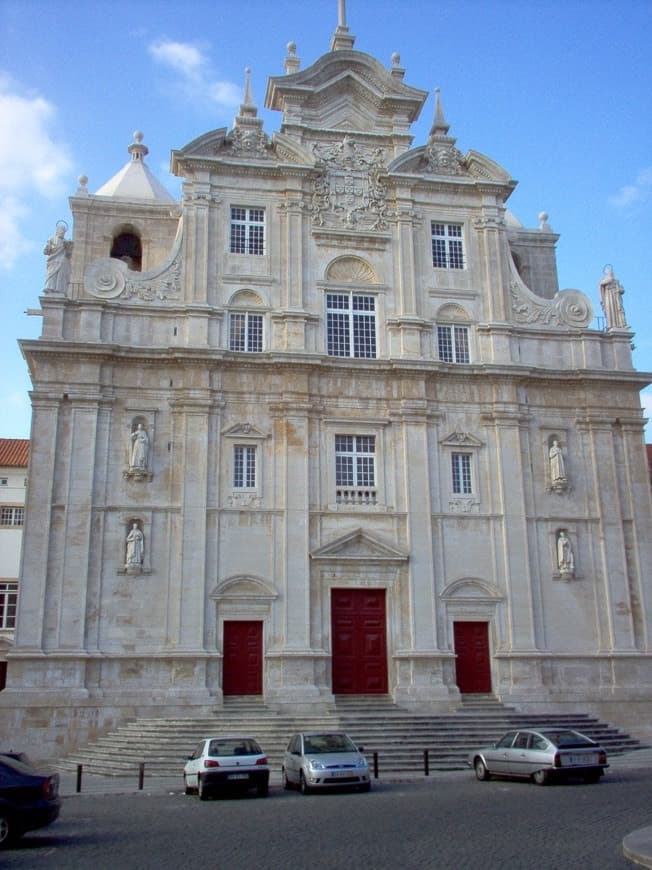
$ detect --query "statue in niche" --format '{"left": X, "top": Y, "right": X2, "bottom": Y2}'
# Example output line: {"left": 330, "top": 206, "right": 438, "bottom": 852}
{"left": 129, "top": 423, "right": 150, "bottom": 471}
{"left": 125, "top": 522, "right": 144, "bottom": 571}
{"left": 548, "top": 439, "right": 567, "bottom": 489}
{"left": 43, "top": 221, "right": 72, "bottom": 294}
{"left": 599, "top": 266, "right": 627, "bottom": 330}
{"left": 557, "top": 530, "right": 574, "bottom": 579}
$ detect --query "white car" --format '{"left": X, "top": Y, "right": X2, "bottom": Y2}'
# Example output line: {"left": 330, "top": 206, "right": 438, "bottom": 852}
{"left": 282, "top": 732, "right": 371, "bottom": 794}
{"left": 183, "top": 736, "right": 269, "bottom": 799}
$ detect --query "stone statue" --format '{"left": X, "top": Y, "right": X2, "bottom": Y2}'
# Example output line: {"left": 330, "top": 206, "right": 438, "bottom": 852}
{"left": 130, "top": 423, "right": 149, "bottom": 470}
{"left": 557, "top": 530, "right": 574, "bottom": 577}
{"left": 599, "top": 266, "right": 627, "bottom": 330}
{"left": 43, "top": 221, "right": 72, "bottom": 294}
{"left": 549, "top": 440, "right": 566, "bottom": 483}
{"left": 125, "top": 522, "right": 144, "bottom": 568}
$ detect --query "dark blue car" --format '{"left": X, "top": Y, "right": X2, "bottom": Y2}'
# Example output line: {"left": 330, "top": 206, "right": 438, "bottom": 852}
{"left": 0, "top": 753, "right": 61, "bottom": 847}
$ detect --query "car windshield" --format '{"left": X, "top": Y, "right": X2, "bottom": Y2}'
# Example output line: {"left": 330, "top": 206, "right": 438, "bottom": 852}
{"left": 541, "top": 730, "right": 594, "bottom": 749}
{"left": 303, "top": 734, "right": 357, "bottom": 754}
{"left": 207, "top": 739, "right": 262, "bottom": 757}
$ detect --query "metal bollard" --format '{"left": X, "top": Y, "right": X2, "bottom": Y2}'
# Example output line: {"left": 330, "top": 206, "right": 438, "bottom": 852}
{"left": 373, "top": 751, "right": 379, "bottom": 779}
{"left": 138, "top": 762, "right": 145, "bottom": 790}
{"left": 424, "top": 749, "right": 430, "bottom": 776}
{"left": 76, "top": 763, "right": 83, "bottom": 793}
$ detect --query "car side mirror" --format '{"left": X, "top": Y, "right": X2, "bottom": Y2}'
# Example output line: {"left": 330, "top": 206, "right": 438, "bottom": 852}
{"left": 357, "top": 746, "right": 364, "bottom": 752}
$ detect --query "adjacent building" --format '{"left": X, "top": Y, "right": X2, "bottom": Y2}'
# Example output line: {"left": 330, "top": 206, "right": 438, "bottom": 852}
{"left": 2, "top": 12, "right": 651, "bottom": 757}
{"left": 0, "top": 439, "right": 29, "bottom": 689}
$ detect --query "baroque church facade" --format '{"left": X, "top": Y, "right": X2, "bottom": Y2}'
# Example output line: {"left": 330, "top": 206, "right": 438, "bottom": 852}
{"left": 3, "top": 13, "right": 652, "bottom": 755}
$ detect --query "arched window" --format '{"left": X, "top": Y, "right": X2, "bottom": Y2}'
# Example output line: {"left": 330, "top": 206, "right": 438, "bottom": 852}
{"left": 110, "top": 230, "right": 142, "bottom": 271}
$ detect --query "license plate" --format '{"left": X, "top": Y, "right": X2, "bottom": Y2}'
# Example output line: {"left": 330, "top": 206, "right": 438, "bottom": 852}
{"left": 228, "top": 773, "right": 249, "bottom": 780}
{"left": 563, "top": 754, "right": 597, "bottom": 766}
{"left": 331, "top": 770, "right": 352, "bottom": 778}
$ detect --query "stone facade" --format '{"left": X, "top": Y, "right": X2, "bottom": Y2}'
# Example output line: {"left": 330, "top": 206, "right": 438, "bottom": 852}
{"left": 2, "top": 16, "right": 652, "bottom": 756}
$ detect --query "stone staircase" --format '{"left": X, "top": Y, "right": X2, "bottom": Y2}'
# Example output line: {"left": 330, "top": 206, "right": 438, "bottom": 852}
{"left": 53, "top": 695, "right": 647, "bottom": 778}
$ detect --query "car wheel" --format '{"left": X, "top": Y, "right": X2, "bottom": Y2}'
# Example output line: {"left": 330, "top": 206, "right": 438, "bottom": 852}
{"left": 583, "top": 770, "right": 601, "bottom": 784}
{"left": 257, "top": 781, "right": 269, "bottom": 797}
{"left": 533, "top": 769, "right": 549, "bottom": 786}
{"left": 359, "top": 782, "right": 371, "bottom": 793}
{"left": 184, "top": 775, "right": 193, "bottom": 795}
{"left": 299, "top": 771, "right": 311, "bottom": 795}
{"left": 282, "top": 768, "right": 292, "bottom": 790}
{"left": 0, "top": 814, "right": 14, "bottom": 849}
{"left": 474, "top": 758, "right": 490, "bottom": 781}
{"left": 198, "top": 778, "right": 209, "bottom": 800}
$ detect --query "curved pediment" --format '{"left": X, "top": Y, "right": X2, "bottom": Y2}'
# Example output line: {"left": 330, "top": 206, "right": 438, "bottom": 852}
{"left": 210, "top": 574, "right": 277, "bottom": 600}
{"left": 266, "top": 50, "right": 428, "bottom": 135}
{"left": 441, "top": 577, "right": 502, "bottom": 601}
{"left": 391, "top": 145, "right": 515, "bottom": 188}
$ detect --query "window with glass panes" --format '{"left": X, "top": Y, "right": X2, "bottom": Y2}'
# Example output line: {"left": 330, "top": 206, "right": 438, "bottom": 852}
{"left": 451, "top": 453, "right": 472, "bottom": 494}
{"left": 229, "top": 312, "right": 263, "bottom": 352}
{"left": 0, "top": 506, "right": 24, "bottom": 526}
{"left": 0, "top": 582, "right": 18, "bottom": 629}
{"left": 335, "top": 435, "right": 376, "bottom": 487}
{"left": 437, "top": 324, "right": 470, "bottom": 363}
{"left": 326, "top": 293, "right": 376, "bottom": 358}
{"left": 233, "top": 445, "right": 257, "bottom": 489}
{"left": 431, "top": 223, "right": 464, "bottom": 269}
{"left": 230, "top": 207, "right": 265, "bottom": 255}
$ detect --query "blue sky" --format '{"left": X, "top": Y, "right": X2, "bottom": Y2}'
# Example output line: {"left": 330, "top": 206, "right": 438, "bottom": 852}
{"left": 1, "top": 0, "right": 651, "bottom": 438}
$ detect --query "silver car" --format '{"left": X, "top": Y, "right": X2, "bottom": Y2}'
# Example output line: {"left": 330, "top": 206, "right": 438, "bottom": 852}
{"left": 468, "top": 728, "right": 608, "bottom": 785}
{"left": 183, "top": 736, "right": 269, "bottom": 799}
{"left": 282, "top": 732, "right": 371, "bottom": 794}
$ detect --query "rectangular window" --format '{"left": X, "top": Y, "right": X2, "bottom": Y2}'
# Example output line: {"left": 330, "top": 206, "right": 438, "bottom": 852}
{"left": 0, "top": 582, "right": 18, "bottom": 629}
{"left": 233, "top": 445, "right": 257, "bottom": 489}
{"left": 0, "top": 478, "right": 7, "bottom": 486}
{"left": 326, "top": 293, "right": 377, "bottom": 359}
{"left": 229, "top": 312, "right": 263, "bottom": 352}
{"left": 0, "top": 507, "right": 24, "bottom": 527}
{"left": 335, "top": 435, "right": 376, "bottom": 504}
{"left": 432, "top": 223, "right": 465, "bottom": 269}
{"left": 451, "top": 453, "right": 472, "bottom": 494}
{"left": 230, "top": 207, "right": 265, "bottom": 255}
{"left": 437, "top": 325, "right": 470, "bottom": 363}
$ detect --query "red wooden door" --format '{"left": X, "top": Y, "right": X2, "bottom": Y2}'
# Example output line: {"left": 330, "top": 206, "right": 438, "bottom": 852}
{"left": 454, "top": 621, "right": 491, "bottom": 693}
{"left": 222, "top": 621, "right": 263, "bottom": 695}
{"left": 331, "top": 589, "right": 388, "bottom": 694}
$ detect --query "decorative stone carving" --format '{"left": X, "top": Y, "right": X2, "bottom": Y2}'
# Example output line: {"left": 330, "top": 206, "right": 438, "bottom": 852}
{"left": 599, "top": 265, "right": 628, "bottom": 330}
{"left": 227, "top": 126, "right": 272, "bottom": 157}
{"left": 556, "top": 529, "right": 574, "bottom": 580}
{"left": 509, "top": 254, "right": 592, "bottom": 328}
{"left": 125, "top": 522, "right": 145, "bottom": 574}
{"left": 43, "top": 221, "right": 72, "bottom": 294}
{"left": 325, "top": 256, "right": 377, "bottom": 283}
{"left": 84, "top": 253, "right": 181, "bottom": 301}
{"left": 311, "top": 136, "right": 389, "bottom": 231}
{"left": 422, "top": 141, "right": 466, "bottom": 176}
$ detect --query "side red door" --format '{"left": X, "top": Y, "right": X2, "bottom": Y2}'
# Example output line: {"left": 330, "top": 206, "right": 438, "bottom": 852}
{"left": 331, "top": 589, "right": 388, "bottom": 694}
{"left": 222, "top": 620, "right": 263, "bottom": 696}
{"left": 454, "top": 621, "right": 491, "bottom": 693}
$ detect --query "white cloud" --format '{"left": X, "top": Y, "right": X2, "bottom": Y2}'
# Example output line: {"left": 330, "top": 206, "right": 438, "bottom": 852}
{"left": 148, "top": 38, "right": 241, "bottom": 110}
{"left": 0, "top": 75, "right": 72, "bottom": 269}
{"left": 609, "top": 167, "right": 652, "bottom": 209}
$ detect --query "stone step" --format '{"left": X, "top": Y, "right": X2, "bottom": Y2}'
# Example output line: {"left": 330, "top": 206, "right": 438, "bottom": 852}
{"left": 54, "top": 700, "right": 645, "bottom": 777}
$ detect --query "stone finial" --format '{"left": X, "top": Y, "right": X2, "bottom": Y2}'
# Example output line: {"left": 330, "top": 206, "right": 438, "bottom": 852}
{"left": 331, "top": 0, "right": 356, "bottom": 50}
{"left": 76, "top": 175, "right": 89, "bottom": 196}
{"left": 538, "top": 211, "right": 552, "bottom": 231}
{"left": 284, "top": 41, "right": 301, "bottom": 74}
{"left": 128, "top": 131, "right": 149, "bottom": 162}
{"left": 429, "top": 88, "right": 450, "bottom": 137}
{"left": 390, "top": 52, "right": 405, "bottom": 80}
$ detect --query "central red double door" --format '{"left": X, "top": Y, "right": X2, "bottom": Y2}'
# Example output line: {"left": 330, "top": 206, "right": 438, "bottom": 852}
{"left": 222, "top": 620, "right": 263, "bottom": 696}
{"left": 331, "top": 588, "right": 388, "bottom": 694}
